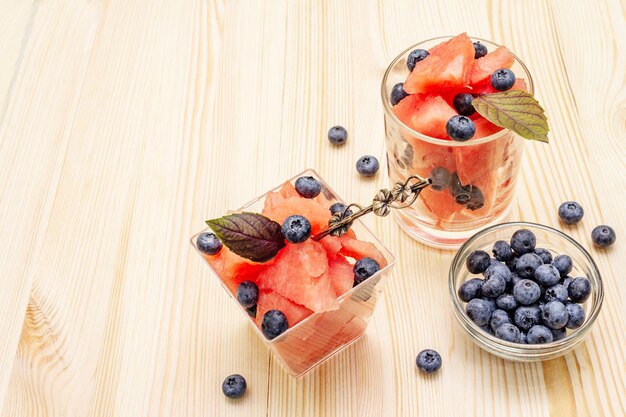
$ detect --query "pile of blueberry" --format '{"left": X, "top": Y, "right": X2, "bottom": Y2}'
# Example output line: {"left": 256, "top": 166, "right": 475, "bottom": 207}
{"left": 458, "top": 228, "right": 590, "bottom": 344}
{"left": 429, "top": 167, "right": 484, "bottom": 211}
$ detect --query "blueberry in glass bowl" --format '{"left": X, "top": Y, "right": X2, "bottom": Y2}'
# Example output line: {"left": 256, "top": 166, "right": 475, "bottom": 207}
{"left": 449, "top": 222, "right": 603, "bottom": 361}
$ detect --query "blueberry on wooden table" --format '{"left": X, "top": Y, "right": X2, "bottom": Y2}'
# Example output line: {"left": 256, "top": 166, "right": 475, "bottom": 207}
{"left": 222, "top": 374, "right": 247, "bottom": 398}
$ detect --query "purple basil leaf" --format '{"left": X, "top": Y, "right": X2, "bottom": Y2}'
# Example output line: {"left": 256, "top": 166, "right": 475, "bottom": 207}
{"left": 206, "top": 212, "right": 285, "bottom": 262}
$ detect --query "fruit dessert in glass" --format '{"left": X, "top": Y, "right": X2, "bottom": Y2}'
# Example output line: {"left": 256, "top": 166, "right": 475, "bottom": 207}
{"left": 381, "top": 34, "right": 546, "bottom": 249}
{"left": 191, "top": 170, "right": 395, "bottom": 376}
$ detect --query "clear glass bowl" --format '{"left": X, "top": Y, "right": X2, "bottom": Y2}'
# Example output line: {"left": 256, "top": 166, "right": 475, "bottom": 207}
{"left": 381, "top": 36, "right": 534, "bottom": 249}
{"left": 449, "top": 222, "right": 603, "bottom": 361}
{"left": 191, "top": 169, "right": 396, "bottom": 376}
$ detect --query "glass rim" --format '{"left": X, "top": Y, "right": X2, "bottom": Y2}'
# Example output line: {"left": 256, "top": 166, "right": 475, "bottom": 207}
{"left": 380, "top": 35, "right": 535, "bottom": 147}
{"left": 190, "top": 168, "right": 396, "bottom": 344}
{"left": 448, "top": 221, "right": 603, "bottom": 357}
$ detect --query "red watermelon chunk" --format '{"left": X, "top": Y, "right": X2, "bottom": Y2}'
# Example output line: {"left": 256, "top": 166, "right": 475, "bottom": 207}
{"left": 470, "top": 46, "right": 515, "bottom": 85}
{"left": 205, "top": 246, "right": 270, "bottom": 294}
{"left": 262, "top": 195, "right": 331, "bottom": 234}
{"left": 325, "top": 255, "right": 355, "bottom": 297}
{"left": 473, "top": 116, "right": 503, "bottom": 138}
{"left": 339, "top": 234, "right": 387, "bottom": 269}
{"left": 404, "top": 33, "right": 475, "bottom": 95}
{"left": 471, "top": 77, "right": 527, "bottom": 95}
{"left": 393, "top": 95, "right": 457, "bottom": 139}
{"left": 256, "top": 290, "right": 313, "bottom": 329}
{"left": 256, "top": 239, "right": 338, "bottom": 312}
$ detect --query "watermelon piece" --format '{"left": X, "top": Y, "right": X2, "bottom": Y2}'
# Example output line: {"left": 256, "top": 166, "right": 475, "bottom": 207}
{"left": 319, "top": 235, "right": 342, "bottom": 259}
{"left": 419, "top": 186, "right": 459, "bottom": 222}
{"left": 339, "top": 234, "right": 387, "bottom": 269}
{"left": 278, "top": 181, "right": 299, "bottom": 198}
{"left": 255, "top": 290, "right": 313, "bottom": 329}
{"left": 206, "top": 246, "right": 270, "bottom": 294}
{"left": 262, "top": 195, "right": 331, "bottom": 234}
{"left": 471, "top": 77, "right": 527, "bottom": 95}
{"left": 325, "top": 255, "right": 355, "bottom": 297}
{"left": 404, "top": 33, "right": 475, "bottom": 94}
{"left": 470, "top": 46, "right": 515, "bottom": 85}
{"left": 256, "top": 239, "right": 338, "bottom": 312}
{"left": 473, "top": 116, "right": 503, "bottom": 138}
{"left": 393, "top": 95, "right": 457, "bottom": 139}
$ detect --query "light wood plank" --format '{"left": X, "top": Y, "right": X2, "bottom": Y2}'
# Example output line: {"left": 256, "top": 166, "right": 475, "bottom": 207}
{"left": 0, "top": 0, "right": 623, "bottom": 416}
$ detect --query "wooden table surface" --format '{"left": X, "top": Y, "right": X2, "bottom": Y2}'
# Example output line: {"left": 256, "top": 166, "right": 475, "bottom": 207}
{"left": 0, "top": 0, "right": 624, "bottom": 416}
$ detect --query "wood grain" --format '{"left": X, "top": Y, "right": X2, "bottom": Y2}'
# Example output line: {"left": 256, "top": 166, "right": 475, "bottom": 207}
{"left": 0, "top": 0, "right": 624, "bottom": 416}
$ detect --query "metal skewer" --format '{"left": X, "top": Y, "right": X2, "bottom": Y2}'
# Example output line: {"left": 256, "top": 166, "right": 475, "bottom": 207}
{"left": 313, "top": 175, "right": 432, "bottom": 240}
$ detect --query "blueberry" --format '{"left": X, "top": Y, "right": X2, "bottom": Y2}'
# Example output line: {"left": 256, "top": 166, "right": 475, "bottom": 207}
{"left": 510, "top": 272, "right": 523, "bottom": 288}
{"left": 513, "top": 279, "right": 541, "bottom": 305}
{"left": 449, "top": 172, "right": 472, "bottom": 204}
{"left": 551, "top": 327, "right": 567, "bottom": 341}
{"left": 516, "top": 253, "right": 543, "bottom": 279}
{"left": 222, "top": 374, "right": 247, "bottom": 398}
{"left": 327, "top": 125, "right": 348, "bottom": 145}
{"left": 466, "top": 186, "right": 485, "bottom": 211}
{"left": 482, "top": 274, "right": 506, "bottom": 298}
{"left": 295, "top": 176, "right": 322, "bottom": 198}
{"left": 353, "top": 257, "right": 380, "bottom": 285}
{"left": 542, "top": 301, "right": 569, "bottom": 329}
{"left": 493, "top": 240, "right": 513, "bottom": 262}
{"left": 535, "top": 299, "right": 546, "bottom": 314}
{"left": 510, "top": 229, "right": 537, "bottom": 255}
{"left": 484, "top": 263, "right": 513, "bottom": 288}
{"left": 544, "top": 284, "right": 568, "bottom": 303}
{"left": 558, "top": 201, "right": 584, "bottom": 225}
{"left": 356, "top": 155, "right": 379, "bottom": 177}
{"left": 452, "top": 93, "right": 475, "bottom": 116}
{"left": 466, "top": 298, "right": 493, "bottom": 326}
{"left": 416, "top": 349, "right": 442, "bottom": 374}
{"left": 561, "top": 276, "right": 573, "bottom": 290}
{"left": 429, "top": 167, "right": 452, "bottom": 191}
{"left": 261, "top": 310, "right": 289, "bottom": 340}
{"left": 527, "top": 325, "right": 553, "bottom": 344}
{"left": 514, "top": 306, "right": 542, "bottom": 332}
{"left": 281, "top": 215, "right": 311, "bottom": 243}
{"left": 390, "top": 83, "right": 408, "bottom": 106}
{"left": 591, "top": 225, "right": 616, "bottom": 248}
{"left": 490, "top": 309, "right": 512, "bottom": 332}
{"left": 565, "top": 303, "right": 585, "bottom": 329}
{"left": 496, "top": 293, "right": 518, "bottom": 311}
{"left": 236, "top": 281, "right": 258, "bottom": 308}
{"left": 568, "top": 277, "right": 591, "bottom": 303}
{"left": 466, "top": 250, "right": 491, "bottom": 274}
{"left": 519, "top": 332, "right": 527, "bottom": 344}
{"left": 457, "top": 278, "right": 483, "bottom": 302}
{"left": 446, "top": 115, "right": 476, "bottom": 141}
{"left": 196, "top": 232, "right": 223, "bottom": 255}
{"left": 491, "top": 68, "right": 516, "bottom": 91}
{"left": 552, "top": 254, "right": 573, "bottom": 277}
{"left": 495, "top": 323, "right": 521, "bottom": 343}
{"left": 489, "top": 258, "right": 501, "bottom": 268}
{"left": 329, "top": 202, "right": 353, "bottom": 217}
{"left": 246, "top": 304, "right": 257, "bottom": 318}
{"left": 480, "top": 324, "right": 495, "bottom": 335}
{"left": 506, "top": 256, "right": 519, "bottom": 272}
{"left": 534, "top": 248, "right": 553, "bottom": 264}
{"left": 407, "top": 48, "right": 429, "bottom": 71}
{"left": 534, "top": 264, "right": 561, "bottom": 287}
{"left": 473, "top": 41, "right": 488, "bottom": 59}
{"left": 482, "top": 297, "right": 497, "bottom": 313}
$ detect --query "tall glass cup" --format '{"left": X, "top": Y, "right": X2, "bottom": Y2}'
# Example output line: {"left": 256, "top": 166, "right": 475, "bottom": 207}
{"left": 381, "top": 37, "right": 534, "bottom": 249}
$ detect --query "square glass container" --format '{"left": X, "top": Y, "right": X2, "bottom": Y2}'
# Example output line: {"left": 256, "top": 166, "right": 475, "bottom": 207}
{"left": 191, "top": 169, "right": 396, "bottom": 376}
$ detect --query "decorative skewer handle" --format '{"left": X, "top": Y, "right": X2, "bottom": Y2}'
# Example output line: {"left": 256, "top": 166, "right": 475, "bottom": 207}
{"left": 313, "top": 175, "right": 431, "bottom": 240}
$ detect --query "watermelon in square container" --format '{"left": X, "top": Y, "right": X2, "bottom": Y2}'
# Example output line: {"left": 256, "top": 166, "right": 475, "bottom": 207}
{"left": 191, "top": 169, "right": 395, "bottom": 376}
